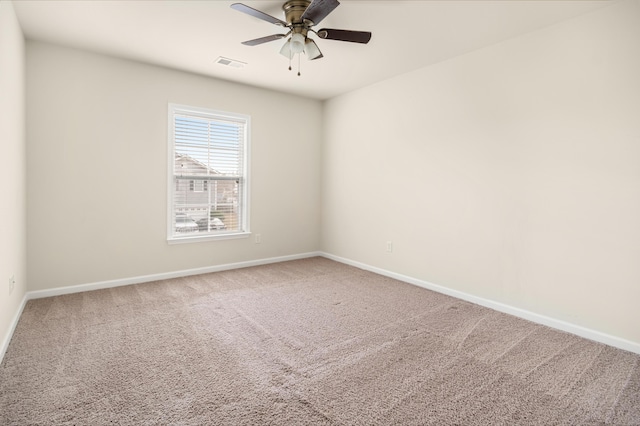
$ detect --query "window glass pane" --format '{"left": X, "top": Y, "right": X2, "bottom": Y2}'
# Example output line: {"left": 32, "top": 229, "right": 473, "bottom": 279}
{"left": 173, "top": 178, "right": 241, "bottom": 233}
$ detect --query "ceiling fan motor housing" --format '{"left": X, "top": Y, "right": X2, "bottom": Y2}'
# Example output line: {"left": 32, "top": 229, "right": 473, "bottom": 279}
{"left": 283, "top": 0, "right": 312, "bottom": 35}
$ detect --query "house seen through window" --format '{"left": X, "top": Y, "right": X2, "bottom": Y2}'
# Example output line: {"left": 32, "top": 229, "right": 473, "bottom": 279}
{"left": 168, "top": 104, "right": 250, "bottom": 241}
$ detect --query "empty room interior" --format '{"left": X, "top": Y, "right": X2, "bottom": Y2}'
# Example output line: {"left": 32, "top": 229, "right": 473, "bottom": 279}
{"left": 1, "top": 0, "right": 639, "bottom": 424}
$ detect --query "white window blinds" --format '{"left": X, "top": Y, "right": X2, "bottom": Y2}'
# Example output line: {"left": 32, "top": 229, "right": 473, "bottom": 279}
{"left": 168, "top": 104, "right": 249, "bottom": 241}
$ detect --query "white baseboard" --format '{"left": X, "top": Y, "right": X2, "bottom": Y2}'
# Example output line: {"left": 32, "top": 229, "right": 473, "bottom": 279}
{"left": 0, "top": 293, "right": 28, "bottom": 365}
{"left": 3, "top": 250, "right": 638, "bottom": 365}
{"left": 320, "top": 252, "right": 640, "bottom": 356}
{"left": 27, "top": 252, "right": 322, "bottom": 300}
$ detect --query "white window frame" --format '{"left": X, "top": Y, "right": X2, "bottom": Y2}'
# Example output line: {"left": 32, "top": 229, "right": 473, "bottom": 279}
{"left": 167, "top": 103, "right": 251, "bottom": 243}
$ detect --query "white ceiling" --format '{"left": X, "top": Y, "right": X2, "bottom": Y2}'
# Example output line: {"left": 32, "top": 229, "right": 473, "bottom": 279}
{"left": 13, "top": 0, "right": 613, "bottom": 100}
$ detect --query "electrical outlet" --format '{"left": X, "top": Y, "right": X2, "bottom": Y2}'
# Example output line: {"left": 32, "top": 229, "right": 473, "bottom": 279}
{"left": 386, "top": 241, "right": 393, "bottom": 253}
{"left": 9, "top": 275, "right": 15, "bottom": 295}
{"left": 255, "top": 233, "right": 262, "bottom": 244}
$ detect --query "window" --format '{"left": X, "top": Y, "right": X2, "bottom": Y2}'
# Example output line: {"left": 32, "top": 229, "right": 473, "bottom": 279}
{"left": 189, "top": 180, "right": 205, "bottom": 192}
{"left": 168, "top": 104, "right": 250, "bottom": 242}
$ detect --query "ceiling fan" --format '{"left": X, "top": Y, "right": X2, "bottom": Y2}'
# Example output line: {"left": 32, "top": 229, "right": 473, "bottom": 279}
{"left": 231, "top": 0, "right": 372, "bottom": 74}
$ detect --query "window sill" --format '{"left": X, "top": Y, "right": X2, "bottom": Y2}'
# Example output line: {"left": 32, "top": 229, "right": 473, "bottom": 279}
{"left": 167, "top": 232, "right": 251, "bottom": 245}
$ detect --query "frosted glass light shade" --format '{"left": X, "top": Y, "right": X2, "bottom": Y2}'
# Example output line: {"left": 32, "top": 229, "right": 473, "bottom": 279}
{"left": 290, "top": 33, "right": 305, "bottom": 54}
{"left": 305, "top": 39, "right": 323, "bottom": 60}
{"left": 279, "top": 40, "right": 292, "bottom": 58}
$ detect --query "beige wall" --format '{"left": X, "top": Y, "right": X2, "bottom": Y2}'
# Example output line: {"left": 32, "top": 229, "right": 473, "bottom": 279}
{"left": 322, "top": 1, "right": 640, "bottom": 344}
{"left": 26, "top": 42, "right": 322, "bottom": 291}
{"left": 6, "top": 0, "right": 639, "bottom": 352}
{"left": 0, "top": 0, "right": 26, "bottom": 352}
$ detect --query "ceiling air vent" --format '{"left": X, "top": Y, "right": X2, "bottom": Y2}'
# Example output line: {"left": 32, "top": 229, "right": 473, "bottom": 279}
{"left": 215, "top": 56, "right": 246, "bottom": 69}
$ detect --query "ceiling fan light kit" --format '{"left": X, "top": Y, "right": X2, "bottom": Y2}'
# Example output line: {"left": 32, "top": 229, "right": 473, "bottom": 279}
{"left": 231, "top": 0, "right": 372, "bottom": 75}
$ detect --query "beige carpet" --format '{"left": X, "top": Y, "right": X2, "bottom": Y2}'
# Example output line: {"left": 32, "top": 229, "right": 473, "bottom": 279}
{"left": 1, "top": 257, "right": 639, "bottom": 425}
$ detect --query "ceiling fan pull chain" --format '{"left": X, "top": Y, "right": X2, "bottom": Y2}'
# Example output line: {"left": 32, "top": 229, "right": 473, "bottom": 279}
{"left": 298, "top": 54, "right": 301, "bottom": 76}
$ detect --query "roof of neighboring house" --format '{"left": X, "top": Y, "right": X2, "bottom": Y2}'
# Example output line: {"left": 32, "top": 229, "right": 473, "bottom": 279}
{"left": 174, "top": 153, "right": 223, "bottom": 177}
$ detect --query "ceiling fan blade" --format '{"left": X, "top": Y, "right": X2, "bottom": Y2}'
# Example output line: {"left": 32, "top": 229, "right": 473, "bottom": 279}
{"left": 230, "top": 3, "right": 288, "bottom": 27}
{"left": 317, "top": 28, "right": 372, "bottom": 44}
{"left": 301, "top": 0, "right": 340, "bottom": 26}
{"left": 242, "top": 34, "right": 287, "bottom": 46}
